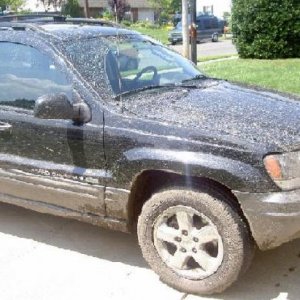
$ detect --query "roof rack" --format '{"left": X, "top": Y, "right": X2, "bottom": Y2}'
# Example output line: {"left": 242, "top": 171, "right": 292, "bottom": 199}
{"left": 0, "top": 14, "right": 120, "bottom": 28}
{"left": 0, "top": 14, "right": 62, "bottom": 22}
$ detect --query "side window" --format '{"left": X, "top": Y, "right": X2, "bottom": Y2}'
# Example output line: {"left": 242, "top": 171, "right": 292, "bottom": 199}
{"left": 212, "top": 18, "right": 219, "bottom": 29}
{"left": 0, "top": 42, "right": 72, "bottom": 111}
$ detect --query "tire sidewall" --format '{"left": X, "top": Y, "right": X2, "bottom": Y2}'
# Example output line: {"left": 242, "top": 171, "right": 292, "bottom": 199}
{"left": 138, "top": 189, "right": 251, "bottom": 295}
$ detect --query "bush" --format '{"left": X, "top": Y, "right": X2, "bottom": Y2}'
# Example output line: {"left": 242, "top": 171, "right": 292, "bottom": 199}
{"left": 131, "top": 21, "right": 159, "bottom": 29}
{"left": 101, "top": 8, "right": 114, "bottom": 21}
{"left": 121, "top": 19, "right": 132, "bottom": 27}
{"left": 232, "top": 0, "right": 300, "bottom": 59}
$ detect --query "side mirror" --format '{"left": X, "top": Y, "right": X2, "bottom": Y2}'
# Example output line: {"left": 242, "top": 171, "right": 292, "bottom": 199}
{"left": 34, "top": 93, "right": 91, "bottom": 124}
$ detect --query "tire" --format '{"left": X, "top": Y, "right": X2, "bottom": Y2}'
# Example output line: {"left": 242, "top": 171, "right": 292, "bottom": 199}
{"left": 137, "top": 188, "right": 255, "bottom": 295}
{"left": 212, "top": 34, "right": 219, "bottom": 42}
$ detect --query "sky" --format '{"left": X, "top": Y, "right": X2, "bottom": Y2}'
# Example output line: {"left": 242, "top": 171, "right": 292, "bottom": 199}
{"left": 197, "top": 0, "right": 232, "bottom": 18}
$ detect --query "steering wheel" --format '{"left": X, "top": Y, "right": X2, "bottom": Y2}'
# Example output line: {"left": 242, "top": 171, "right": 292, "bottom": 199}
{"left": 133, "top": 66, "right": 158, "bottom": 83}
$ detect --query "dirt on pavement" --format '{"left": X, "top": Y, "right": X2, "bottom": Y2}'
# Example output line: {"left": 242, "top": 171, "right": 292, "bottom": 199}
{"left": 0, "top": 202, "right": 299, "bottom": 300}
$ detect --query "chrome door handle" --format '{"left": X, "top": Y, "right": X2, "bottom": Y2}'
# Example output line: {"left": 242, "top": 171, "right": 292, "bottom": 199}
{"left": 0, "top": 122, "right": 12, "bottom": 132}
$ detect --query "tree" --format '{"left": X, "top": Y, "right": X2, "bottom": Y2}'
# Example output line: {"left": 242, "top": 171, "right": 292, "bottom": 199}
{"left": 148, "top": 0, "right": 181, "bottom": 15}
{"left": 108, "top": 0, "right": 130, "bottom": 22}
{"left": 61, "top": 0, "right": 81, "bottom": 17}
{"left": 148, "top": 0, "right": 181, "bottom": 24}
{"left": 0, "top": 0, "right": 24, "bottom": 11}
{"left": 232, "top": 0, "right": 300, "bottom": 59}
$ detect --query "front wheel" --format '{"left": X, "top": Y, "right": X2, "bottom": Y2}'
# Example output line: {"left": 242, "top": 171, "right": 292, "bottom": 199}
{"left": 137, "top": 188, "right": 255, "bottom": 295}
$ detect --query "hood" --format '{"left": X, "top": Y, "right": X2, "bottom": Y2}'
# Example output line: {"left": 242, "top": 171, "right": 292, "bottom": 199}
{"left": 123, "top": 80, "right": 300, "bottom": 151}
{"left": 169, "top": 28, "right": 181, "bottom": 34}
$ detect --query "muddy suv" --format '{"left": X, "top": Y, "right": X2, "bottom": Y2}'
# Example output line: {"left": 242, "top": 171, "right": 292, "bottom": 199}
{"left": 0, "top": 15, "right": 299, "bottom": 295}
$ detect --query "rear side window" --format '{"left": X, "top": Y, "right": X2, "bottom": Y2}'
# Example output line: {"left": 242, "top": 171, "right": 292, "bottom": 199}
{"left": 0, "top": 42, "right": 72, "bottom": 110}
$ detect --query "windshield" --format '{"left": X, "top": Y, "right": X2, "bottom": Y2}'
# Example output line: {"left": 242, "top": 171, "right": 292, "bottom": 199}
{"left": 64, "top": 34, "right": 202, "bottom": 97}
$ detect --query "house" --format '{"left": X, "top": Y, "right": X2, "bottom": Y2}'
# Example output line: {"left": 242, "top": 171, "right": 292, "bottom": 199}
{"left": 21, "top": 0, "right": 60, "bottom": 12}
{"left": 78, "top": 0, "right": 155, "bottom": 22}
{"left": 197, "top": 0, "right": 231, "bottom": 18}
{"left": 19, "top": 0, "right": 155, "bottom": 22}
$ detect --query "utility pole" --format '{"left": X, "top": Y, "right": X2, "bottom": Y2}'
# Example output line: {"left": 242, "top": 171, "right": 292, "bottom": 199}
{"left": 84, "top": 0, "right": 90, "bottom": 18}
{"left": 182, "top": 0, "right": 189, "bottom": 59}
{"left": 114, "top": 1, "right": 118, "bottom": 23}
{"left": 190, "top": 0, "right": 198, "bottom": 64}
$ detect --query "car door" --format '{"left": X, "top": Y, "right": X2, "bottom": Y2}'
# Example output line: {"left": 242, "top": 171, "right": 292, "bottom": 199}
{"left": 199, "top": 18, "right": 210, "bottom": 40}
{"left": 0, "top": 39, "right": 106, "bottom": 217}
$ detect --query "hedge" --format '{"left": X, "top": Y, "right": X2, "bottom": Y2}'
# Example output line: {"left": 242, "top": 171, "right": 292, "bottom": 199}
{"left": 232, "top": 0, "right": 300, "bottom": 59}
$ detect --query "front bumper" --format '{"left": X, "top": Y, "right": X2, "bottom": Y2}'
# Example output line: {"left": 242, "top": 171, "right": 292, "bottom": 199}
{"left": 234, "top": 189, "right": 300, "bottom": 250}
{"left": 168, "top": 35, "right": 182, "bottom": 43}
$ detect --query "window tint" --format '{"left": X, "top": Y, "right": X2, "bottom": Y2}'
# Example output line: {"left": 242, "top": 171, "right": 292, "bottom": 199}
{"left": 203, "top": 19, "right": 211, "bottom": 29}
{"left": 0, "top": 42, "right": 72, "bottom": 110}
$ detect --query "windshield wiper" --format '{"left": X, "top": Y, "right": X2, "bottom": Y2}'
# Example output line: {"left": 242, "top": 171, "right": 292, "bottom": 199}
{"left": 118, "top": 83, "right": 199, "bottom": 98}
{"left": 182, "top": 74, "right": 207, "bottom": 83}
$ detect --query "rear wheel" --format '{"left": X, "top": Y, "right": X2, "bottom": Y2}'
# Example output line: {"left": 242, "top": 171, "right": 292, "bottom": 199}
{"left": 137, "top": 188, "right": 255, "bottom": 295}
{"left": 212, "top": 34, "right": 219, "bottom": 42}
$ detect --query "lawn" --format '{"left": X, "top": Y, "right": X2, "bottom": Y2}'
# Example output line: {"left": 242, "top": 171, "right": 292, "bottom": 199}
{"left": 201, "top": 58, "right": 300, "bottom": 96}
{"left": 198, "top": 54, "right": 238, "bottom": 63}
{"left": 129, "top": 25, "right": 170, "bottom": 45}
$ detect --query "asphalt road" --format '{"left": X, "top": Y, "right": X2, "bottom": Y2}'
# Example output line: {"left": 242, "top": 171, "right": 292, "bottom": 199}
{"left": 170, "top": 39, "right": 237, "bottom": 57}
{"left": 0, "top": 202, "right": 299, "bottom": 300}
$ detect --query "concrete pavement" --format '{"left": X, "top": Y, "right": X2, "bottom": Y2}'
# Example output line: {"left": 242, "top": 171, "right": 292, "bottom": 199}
{"left": 170, "top": 39, "right": 237, "bottom": 57}
{"left": 0, "top": 202, "right": 299, "bottom": 300}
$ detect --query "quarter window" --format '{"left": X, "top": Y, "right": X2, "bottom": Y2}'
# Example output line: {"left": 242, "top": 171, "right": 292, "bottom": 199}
{"left": 0, "top": 42, "right": 72, "bottom": 110}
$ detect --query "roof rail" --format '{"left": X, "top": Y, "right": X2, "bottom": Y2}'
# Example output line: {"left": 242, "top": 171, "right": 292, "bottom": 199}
{"left": 0, "top": 22, "right": 40, "bottom": 32}
{"left": 0, "top": 14, "right": 62, "bottom": 22}
{"left": 0, "top": 14, "right": 120, "bottom": 28}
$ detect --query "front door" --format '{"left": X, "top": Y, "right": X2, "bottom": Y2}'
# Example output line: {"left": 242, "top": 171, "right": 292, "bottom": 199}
{"left": 0, "top": 40, "right": 106, "bottom": 217}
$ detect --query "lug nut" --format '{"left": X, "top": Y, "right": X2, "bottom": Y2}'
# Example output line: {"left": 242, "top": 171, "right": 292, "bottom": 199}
{"left": 180, "top": 248, "right": 187, "bottom": 253}
{"left": 175, "top": 237, "right": 182, "bottom": 242}
{"left": 182, "top": 230, "right": 188, "bottom": 236}
{"left": 192, "top": 248, "right": 197, "bottom": 253}
{"left": 193, "top": 237, "right": 199, "bottom": 242}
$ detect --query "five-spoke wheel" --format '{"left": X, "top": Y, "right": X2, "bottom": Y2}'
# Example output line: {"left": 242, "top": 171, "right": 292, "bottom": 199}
{"left": 138, "top": 188, "right": 255, "bottom": 295}
{"left": 154, "top": 206, "right": 223, "bottom": 280}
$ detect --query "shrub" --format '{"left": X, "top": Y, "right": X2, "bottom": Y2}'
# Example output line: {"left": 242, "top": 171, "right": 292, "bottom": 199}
{"left": 101, "top": 8, "right": 114, "bottom": 21}
{"left": 121, "top": 19, "right": 132, "bottom": 27}
{"left": 232, "top": 0, "right": 300, "bottom": 59}
{"left": 131, "top": 21, "right": 159, "bottom": 29}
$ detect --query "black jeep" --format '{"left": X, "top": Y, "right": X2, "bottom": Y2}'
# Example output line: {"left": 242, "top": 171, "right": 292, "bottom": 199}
{"left": 0, "top": 15, "right": 299, "bottom": 295}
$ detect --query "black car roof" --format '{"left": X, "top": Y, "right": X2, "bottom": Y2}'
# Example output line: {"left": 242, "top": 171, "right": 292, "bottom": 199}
{"left": 40, "top": 24, "right": 135, "bottom": 40}
{"left": 0, "top": 15, "right": 138, "bottom": 40}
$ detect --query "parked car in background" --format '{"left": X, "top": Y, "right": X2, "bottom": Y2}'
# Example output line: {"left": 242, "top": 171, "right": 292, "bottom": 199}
{"left": 0, "top": 14, "right": 300, "bottom": 296}
{"left": 168, "top": 15, "right": 224, "bottom": 45}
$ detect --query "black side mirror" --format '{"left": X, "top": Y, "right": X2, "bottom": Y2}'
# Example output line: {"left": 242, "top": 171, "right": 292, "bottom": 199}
{"left": 34, "top": 93, "right": 91, "bottom": 124}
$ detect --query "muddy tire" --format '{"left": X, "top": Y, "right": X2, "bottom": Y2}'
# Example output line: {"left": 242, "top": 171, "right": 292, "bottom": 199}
{"left": 137, "top": 188, "right": 255, "bottom": 295}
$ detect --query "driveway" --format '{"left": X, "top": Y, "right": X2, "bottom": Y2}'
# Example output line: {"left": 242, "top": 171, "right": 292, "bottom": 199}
{"left": 0, "top": 202, "right": 299, "bottom": 300}
{"left": 170, "top": 39, "right": 237, "bottom": 57}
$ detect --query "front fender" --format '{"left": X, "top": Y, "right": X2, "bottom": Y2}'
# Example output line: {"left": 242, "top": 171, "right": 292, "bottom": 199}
{"left": 116, "top": 147, "right": 277, "bottom": 192}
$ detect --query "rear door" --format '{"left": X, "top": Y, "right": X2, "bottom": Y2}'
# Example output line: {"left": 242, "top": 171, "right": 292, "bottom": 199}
{"left": 0, "top": 37, "right": 106, "bottom": 217}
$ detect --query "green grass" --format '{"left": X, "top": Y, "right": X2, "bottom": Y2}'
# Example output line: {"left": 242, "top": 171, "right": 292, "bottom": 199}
{"left": 198, "top": 54, "right": 238, "bottom": 63}
{"left": 130, "top": 26, "right": 170, "bottom": 45}
{"left": 201, "top": 58, "right": 300, "bottom": 96}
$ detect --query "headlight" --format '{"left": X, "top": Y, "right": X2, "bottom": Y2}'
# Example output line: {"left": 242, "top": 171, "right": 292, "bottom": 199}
{"left": 264, "top": 151, "right": 300, "bottom": 190}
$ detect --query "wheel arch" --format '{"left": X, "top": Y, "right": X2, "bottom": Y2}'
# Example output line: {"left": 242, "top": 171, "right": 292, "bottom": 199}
{"left": 127, "top": 169, "right": 250, "bottom": 232}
